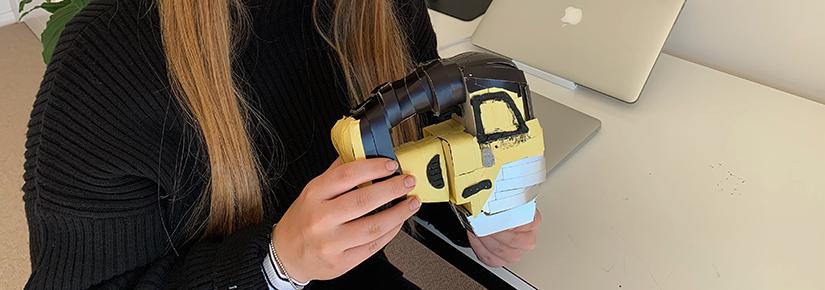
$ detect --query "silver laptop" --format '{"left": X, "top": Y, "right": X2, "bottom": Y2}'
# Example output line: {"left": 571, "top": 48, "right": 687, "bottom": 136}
{"left": 473, "top": 0, "right": 685, "bottom": 103}
{"left": 530, "top": 91, "right": 600, "bottom": 173}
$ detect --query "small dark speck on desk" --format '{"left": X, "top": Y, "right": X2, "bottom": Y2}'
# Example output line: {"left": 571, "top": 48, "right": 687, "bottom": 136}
{"left": 711, "top": 163, "right": 747, "bottom": 196}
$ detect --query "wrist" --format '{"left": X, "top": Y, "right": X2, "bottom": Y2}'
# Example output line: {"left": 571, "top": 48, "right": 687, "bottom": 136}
{"left": 272, "top": 224, "right": 311, "bottom": 284}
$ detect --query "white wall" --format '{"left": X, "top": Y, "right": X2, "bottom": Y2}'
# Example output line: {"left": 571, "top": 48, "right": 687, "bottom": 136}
{"left": 10, "top": 0, "right": 825, "bottom": 104}
{"left": 664, "top": 0, "right": 825, "bottom": 104}
{"left": 1, "top": 0, "right": 17, "bottom": 27}
{"left": 13, "top": 0, "right": 47, "bottom": 36}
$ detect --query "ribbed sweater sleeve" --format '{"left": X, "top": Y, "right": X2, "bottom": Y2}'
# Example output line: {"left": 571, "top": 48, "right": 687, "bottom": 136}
{"left": 22, "top": 1, "right": 271, "bottom": 289}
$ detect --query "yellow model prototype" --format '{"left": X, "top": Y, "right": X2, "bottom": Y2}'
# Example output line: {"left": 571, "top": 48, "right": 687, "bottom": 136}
{"left": 331, "top": 52, "right": 546, "bottom": 236}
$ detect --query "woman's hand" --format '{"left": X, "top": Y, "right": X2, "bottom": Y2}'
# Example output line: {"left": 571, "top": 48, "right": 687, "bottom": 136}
{"left": 273, "top": 158, "right": 421, "bottom": 282}
{"left": 468, "top": 210, "right": 542, "bottom": 267}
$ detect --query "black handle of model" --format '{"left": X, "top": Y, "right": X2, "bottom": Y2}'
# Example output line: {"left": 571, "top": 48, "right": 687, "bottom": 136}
{"left": 351, "top": 52, "right": 526, "bottom": 160}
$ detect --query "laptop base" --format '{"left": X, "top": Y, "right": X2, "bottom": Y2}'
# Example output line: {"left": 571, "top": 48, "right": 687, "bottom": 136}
{"left": 531, "top": 91, "right": 601, "bottom": 174}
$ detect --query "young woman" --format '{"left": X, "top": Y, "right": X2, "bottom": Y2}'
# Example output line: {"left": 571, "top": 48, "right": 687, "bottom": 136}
{"left": 22, "top": 0, "right": 540, "bottom": 288}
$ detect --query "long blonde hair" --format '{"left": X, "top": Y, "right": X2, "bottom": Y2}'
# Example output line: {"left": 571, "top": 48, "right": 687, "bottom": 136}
{"left": 159, "top": 0, "right": 418, "bottom": 237}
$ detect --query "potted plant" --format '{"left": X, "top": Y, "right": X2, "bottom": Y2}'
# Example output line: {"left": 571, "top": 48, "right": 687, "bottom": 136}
{"left": 18, "top": 0, "right": 90, "bottom": 63}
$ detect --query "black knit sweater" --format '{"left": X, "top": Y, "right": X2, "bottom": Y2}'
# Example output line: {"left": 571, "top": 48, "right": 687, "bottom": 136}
{"left": 22, "top": 0, "right": 462, "bottom": 288}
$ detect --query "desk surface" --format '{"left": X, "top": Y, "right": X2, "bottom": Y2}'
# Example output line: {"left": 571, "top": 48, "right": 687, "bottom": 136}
{"left": 426, "top": 10, "right": 825, "bottom": 290}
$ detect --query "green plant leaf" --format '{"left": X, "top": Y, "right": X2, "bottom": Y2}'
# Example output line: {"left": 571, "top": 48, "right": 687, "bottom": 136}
{"left": 18, "top": 4, "right": 43, "bottom": 20}
{"left": 18, "top": 0, "right": 33, "bottom": 12}
{"left": 42, "top": 1, "right": 71, "bottom": 13}
{"left": 40, "top": 0, "right": 89, "bottom": 64}
{"left": 18, "top": 1, "right": 70, "bottom": 21}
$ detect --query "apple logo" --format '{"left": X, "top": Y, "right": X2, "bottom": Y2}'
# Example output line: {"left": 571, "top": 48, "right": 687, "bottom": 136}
{"left": 560, "top": 6, "right": 583, "bottom": 27}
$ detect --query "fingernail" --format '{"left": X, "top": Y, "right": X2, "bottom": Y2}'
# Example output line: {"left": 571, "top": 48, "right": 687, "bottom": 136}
{"left": 409, "top": 197, "right": 421, "bottom": 211}
{"left": 385, "top": 160, "right": 398, "bottom": 171}
{"left": 403, "top": 175, "right": 416, "bottom": 188}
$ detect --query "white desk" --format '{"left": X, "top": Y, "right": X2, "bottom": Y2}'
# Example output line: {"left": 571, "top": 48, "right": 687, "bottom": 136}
{"left": 423, "top": 10, "right": 825, "bottom": 290}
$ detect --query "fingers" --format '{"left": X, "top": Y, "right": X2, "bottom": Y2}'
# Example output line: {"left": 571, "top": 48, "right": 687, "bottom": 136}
{"left": 489, "top": 230, "right": 536, "bottom": 250}
{"left": 337, "top": 196, "right": 421, "bottom": 248}
{"left": 469, "top": 209, "right": 541, "bottom": 267}
{"left": 468, "top": 231, "right": 508, "bottom": 268}
{"left": 341, "top": 222, "right": 404, "bottom": 267}
{"left": 477, "top": 232, "right": 524, "bottom": 264}
{"left": 329, "top": 175, "right": 416, "bottom": 222}
{"left": 310, "top": 158, "right": 399, "bottom": 199}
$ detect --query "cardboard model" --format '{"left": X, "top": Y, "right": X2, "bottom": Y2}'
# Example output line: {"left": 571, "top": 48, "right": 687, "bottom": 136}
{"left": 331, "top": 52, "right": 546, "bottom": 236}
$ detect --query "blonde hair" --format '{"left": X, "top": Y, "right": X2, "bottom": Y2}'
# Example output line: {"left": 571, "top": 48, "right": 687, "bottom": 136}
{"left": 159, "top": 0, "right": 417, "bottom": 237}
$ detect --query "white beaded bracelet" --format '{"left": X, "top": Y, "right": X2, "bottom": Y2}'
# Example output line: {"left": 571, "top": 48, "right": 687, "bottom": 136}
{"left": 262, "top": 225, "right": 309, "bottom": 290}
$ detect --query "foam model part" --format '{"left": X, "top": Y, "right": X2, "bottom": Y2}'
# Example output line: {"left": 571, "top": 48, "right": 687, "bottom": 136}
{"left": 483, "top": 155, "right": 546, "bottom": 214}
{"left": 330, "top": 52, "right": 546, "bottom": 236}
{"left": 468, "top": 198, "right": 538, "bottom": 237}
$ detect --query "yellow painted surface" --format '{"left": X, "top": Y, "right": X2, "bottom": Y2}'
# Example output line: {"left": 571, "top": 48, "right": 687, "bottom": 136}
{"left": 422, "top": 117, "right": 464, "bottom": 137}
{"left": 457, "top": 88, "right": 545, "bottom": 216}
{"left": 330, "top": 116, "right": 366, "bottom": 163}
{"left": 433, "top": 122, "right": 483, "bottom": 178}
{"left": 419, "top": 88, "right": 545, "bottom": 216}
{"left": 437, "top": 128, "right": 486, "bottom": 212}
{"left": 396, "top": 137, "right": 450, "bottom": 202}
{"left": 479, "top": 100, "right": 518, "bottom": 134}
{"left": 330, "top": 87, "right": 545, "bottom": 218}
